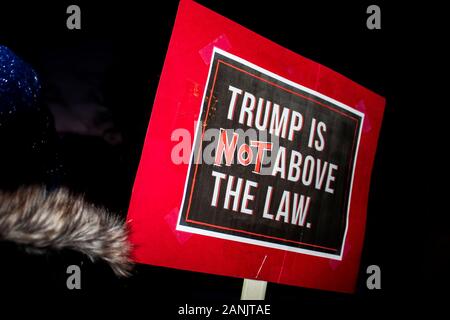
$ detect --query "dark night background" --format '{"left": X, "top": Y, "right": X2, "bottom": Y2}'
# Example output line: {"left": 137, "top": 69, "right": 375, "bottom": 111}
{"left": 0, "top": 0, "right": 447, "bottom": 315}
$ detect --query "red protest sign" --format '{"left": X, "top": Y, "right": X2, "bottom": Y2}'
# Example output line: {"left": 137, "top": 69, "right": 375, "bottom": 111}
{"left": 127, "top": 0, "right": 385, "bottom": 293}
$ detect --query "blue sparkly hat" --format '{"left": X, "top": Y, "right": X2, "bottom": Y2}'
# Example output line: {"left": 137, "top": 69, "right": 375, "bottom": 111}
{"left": 0, "top": 45, "right": 58, "bottom": 189}
{"left": 0, "top": 45, "right": 41, "bottom": 118}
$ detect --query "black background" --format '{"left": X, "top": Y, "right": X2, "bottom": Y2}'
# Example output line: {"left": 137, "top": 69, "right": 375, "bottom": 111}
{"left": 0, "top": 0, "right": 447, "bottom": 316}
{"left": 181, "top": 52, "right": 361, "bottom": 255}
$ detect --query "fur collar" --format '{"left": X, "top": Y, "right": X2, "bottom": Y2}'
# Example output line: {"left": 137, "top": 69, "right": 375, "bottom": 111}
{"left": 0, "top": 186, "right": 132, "bottom": 277}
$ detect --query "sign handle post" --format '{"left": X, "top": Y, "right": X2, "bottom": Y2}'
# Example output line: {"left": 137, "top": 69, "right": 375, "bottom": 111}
{"left": 240, "top": 279, "right": 267, "bottom": 300}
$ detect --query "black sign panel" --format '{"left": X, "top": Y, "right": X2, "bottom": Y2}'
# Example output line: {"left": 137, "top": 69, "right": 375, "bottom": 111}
{"left": 177, "top": 48, "right": 363, "bottom": 259}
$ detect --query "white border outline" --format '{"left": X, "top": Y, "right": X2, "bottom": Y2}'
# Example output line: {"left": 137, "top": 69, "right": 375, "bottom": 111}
{"left": 176, "top": 47, "right": 365, "bottom": 261}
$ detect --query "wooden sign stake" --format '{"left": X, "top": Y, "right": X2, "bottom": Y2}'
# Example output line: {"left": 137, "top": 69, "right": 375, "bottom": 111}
{"left": 240, "top": 279, "right": 267, "bottom": 300}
